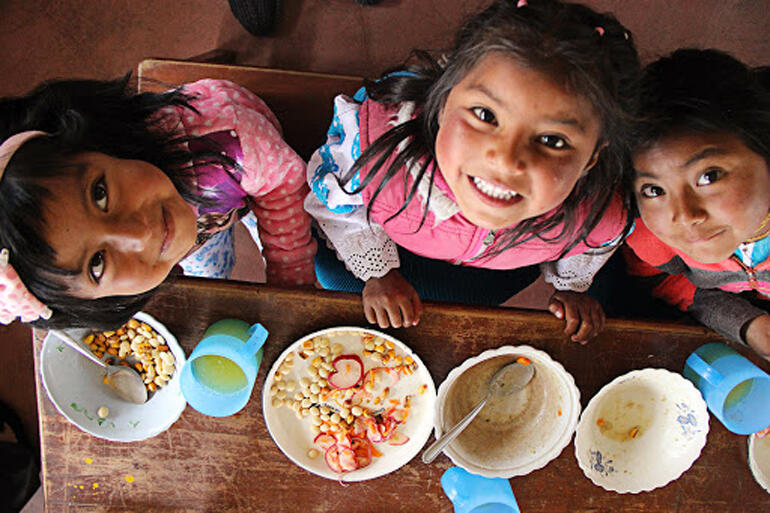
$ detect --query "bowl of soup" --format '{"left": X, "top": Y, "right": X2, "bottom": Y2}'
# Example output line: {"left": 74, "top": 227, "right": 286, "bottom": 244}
{"left": 434, "top": 345, "right": 580, "bottom": 478}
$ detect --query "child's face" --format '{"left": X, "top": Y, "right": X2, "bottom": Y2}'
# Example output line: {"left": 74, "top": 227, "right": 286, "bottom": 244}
{"left": 633, "top": 133, "right": 770, "bottom": 263}
{"left": 435, "top": 52, "right": 602, "bottom": 230}
{"left": 42, "top": 152, "right": 197, "bottom": 298}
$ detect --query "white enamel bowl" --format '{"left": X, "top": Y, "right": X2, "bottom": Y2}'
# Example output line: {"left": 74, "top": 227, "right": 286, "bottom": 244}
{"left": 574, "top": 368, "right": 709, "bottom": 493}
{"left": 749, "top": 433, "right": 770, "bottom": 494}
{"left": 40, "top": 312, "right": 187, "bottom": 442}
{"left": 435, "top": 345, "right": 580, "bottom": 478}
{"left": 262, "top": 327, "right": 436, "bottom": 481}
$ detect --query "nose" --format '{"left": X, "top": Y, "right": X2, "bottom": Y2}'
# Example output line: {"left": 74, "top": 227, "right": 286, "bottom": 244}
{"left": 670, "top": 188, "right": 707, "bottom": 225}
{"left": 484, "top": 130, "right": 527, "bottom": 174}
{"left": 103, "top": 210, "right": 153, "bottom": 254}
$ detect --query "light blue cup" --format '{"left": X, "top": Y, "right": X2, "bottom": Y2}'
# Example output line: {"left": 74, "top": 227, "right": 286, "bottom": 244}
{"left": 180, "top": 319, "right": 268, "bottom": 417}
{"left": 441, "top": 467, "right": 520, "bottom": 513}
{"left": 684, "top": 343, "right": 770, "bottom": 435}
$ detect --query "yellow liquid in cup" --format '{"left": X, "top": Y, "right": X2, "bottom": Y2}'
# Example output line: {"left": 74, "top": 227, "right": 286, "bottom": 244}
{"left": 724, "top": 379, "right": 753, "bottom": 409}
{"left": 192, "top": 355, "right": 247, "bottom": 394}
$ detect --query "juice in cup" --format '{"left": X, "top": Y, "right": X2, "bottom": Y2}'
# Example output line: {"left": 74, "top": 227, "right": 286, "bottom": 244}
{"left": 192, "top": 355, "right": 248, "bottom": 394}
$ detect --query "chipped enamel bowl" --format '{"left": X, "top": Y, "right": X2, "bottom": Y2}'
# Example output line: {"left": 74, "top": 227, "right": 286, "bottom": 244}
{"left": 574, "top": 368, "right": 709, "bottom": 493}
{"left": 40, "top": 312, "right": 187, "bottom": 442}
{"left": 749, "top": 433, "right": 770, "bottom": 494}
{"left": 435, "top": 345, "right": 580, "bottom": 478}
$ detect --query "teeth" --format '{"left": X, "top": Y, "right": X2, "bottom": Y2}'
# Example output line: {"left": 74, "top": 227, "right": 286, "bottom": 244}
{"left": 472, "top": 176, "right": 518, "bottom": 200}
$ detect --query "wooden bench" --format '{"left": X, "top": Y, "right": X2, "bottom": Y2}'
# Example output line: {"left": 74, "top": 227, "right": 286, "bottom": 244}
{"left": 137, "top": 58, "right": 362, "bottom": 160}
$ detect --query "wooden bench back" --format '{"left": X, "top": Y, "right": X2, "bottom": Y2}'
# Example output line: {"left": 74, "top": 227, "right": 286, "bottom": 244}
{"left": 137, "top": 59, "right": 362, "bottom": 159}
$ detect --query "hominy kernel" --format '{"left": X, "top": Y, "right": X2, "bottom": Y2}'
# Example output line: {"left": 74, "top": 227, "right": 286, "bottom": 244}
{"left": 307, "top": 448, "right": 319, "bottom": 459}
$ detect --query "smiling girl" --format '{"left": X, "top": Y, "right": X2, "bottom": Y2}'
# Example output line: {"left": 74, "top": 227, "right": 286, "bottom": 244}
{"left": 624, "top": 49, "right": 770, "bottom": 359}
{"left": 0, "top": 77, "right": 316, "bottom": 329}
{"left": 305, "top": 0, "right": 640, "bottom": 342}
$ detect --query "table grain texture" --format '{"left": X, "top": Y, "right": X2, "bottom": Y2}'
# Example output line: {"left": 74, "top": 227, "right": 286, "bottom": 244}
{"left": 34, "top": 277, "right": 770, "bottom": 512}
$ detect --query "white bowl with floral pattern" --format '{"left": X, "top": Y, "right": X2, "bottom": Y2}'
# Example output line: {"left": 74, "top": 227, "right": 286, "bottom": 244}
{"left": 40, "top": 312, "right": 187, "bottom": 442}
{"left": 574, "top": 368, "right": 709, "bottom": 493}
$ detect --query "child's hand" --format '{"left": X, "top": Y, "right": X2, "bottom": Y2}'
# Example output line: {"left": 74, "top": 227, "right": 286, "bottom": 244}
{"left": 362, "top": 270, "right": 423, "bottom": 329}
{"left": 743, "top": 314, "right": 770, "bottom": 361}
{"left": 548, "top": 291, "right": 605, "bottom": 344}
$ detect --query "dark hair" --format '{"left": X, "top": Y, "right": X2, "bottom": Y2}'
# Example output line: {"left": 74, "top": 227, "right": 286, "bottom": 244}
{"left": 0, "top": 75, "right": 235, "bottom": 329}
{"left": 343, "top": 0, "right": 640, "bottom": 256}
{"left": 632, "top": 48, "right": 770, "bottom": 164}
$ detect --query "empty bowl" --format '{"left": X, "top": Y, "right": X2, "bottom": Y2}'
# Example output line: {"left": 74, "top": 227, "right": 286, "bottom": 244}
{"left": 40, "top": 312, "right": 187, "bottom": 442}
{"left": 574, "top": 368, "right": 709, "bottom": 493}
{"left": 435, "top": 345, "right": 580, "bottom": 478}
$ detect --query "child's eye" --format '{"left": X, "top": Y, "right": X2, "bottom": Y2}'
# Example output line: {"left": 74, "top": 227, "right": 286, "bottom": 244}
{"left": 89, "top": 251, "right": 105, "bottom": 283}
{"left": 639, "top": 184, "right": 665, "bottom": 198}
{"left": 470, "top": 107, "right": 497, "bottom": 125}
{"left": 696, "top": 168, "right": 723, "bottom": 186}
{"left": 537, "top": 135, "right": 570, "bottom": 150}
{"left": 92, "top": 176, "right": 108, "bottom": 211}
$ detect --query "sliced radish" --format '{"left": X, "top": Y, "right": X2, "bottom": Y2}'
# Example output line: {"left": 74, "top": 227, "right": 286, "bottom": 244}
{"left": 314, "top": 433, "right": 336, "bottom": 451}
{"left": 327, "top": 355, "right": 364, "bottom": 390}
{"left": 378, "top": 418, "right": 397, "bottom": 441}
{"left": 389, "top": 408, "right": 408, "bottom": 423}
{"left": 338, "top": 447, "right": 358, "bottom": 472}
{"left": 335, "top": 432, "right": 352, "bottom": 450}
{"left": 387, "top": 430, "right": 409, "bottom": 446}
{"left": 351, "top": 437, "right": 372, "bottom": 468}
{"left": 325, "top": 445, "right": 343, "bottom": 473}
{"left": 365, "top": 417, "right": 383, "bottom": 443}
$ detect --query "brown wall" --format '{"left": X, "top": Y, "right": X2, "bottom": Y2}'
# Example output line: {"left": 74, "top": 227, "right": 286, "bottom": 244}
{"left": 0, "top": 0, "right": 766, "bottom": 97}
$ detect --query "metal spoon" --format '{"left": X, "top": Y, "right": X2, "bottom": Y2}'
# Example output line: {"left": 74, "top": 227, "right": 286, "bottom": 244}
{"left": 50, "top": 329, "right": 148, "bottom": 404}
{"left": 422, "top": 360, "right": 536, "bottom": 464}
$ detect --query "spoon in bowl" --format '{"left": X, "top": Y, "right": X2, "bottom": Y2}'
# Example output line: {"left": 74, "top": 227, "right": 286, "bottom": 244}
{"left": 50, "top": 329, "right": 148, "bottom": 404}
{"left": 422, "top": 359, "right": 535, "bottom": 464}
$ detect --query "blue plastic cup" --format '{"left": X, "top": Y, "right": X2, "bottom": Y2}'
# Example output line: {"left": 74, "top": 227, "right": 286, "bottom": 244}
{"left": 441, "top": 467, "right": 520, "bottom": 513}
{"left": 180, "top": 319, "right": 268, "bottom": 417}
{"left": 684, "top": 343, "right": 770, "bottom": 435}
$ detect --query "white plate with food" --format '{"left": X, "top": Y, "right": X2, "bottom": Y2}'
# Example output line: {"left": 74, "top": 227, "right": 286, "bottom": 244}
{"left": 40, "top": 312, "right": 187, "bottom": 442}
{"left": 262, "top": 327, "right": 436, "bottom": 481}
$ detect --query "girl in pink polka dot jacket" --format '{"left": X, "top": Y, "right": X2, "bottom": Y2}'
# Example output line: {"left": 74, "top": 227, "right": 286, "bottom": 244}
{"left": 0, "top": 76, "right": 316, "bottom": 329}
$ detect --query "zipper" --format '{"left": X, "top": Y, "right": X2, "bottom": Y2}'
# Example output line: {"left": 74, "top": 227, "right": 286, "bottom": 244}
{"left": 730, "top": 255, "right": 770, "bottom": 297}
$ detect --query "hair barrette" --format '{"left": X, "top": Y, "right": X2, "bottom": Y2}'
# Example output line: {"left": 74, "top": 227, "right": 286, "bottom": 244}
{"left": 517, "top": 0, "right": 527, "bottom": 7}
{"left": 0, "top": 130, "right": 53, "bottom": 324}
{"left": 595, "top": 26, "right": 605, "bottom": 36}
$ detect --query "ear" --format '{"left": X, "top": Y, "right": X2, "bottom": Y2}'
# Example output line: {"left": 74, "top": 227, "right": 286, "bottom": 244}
{"left": 582, "top": 141, "right": 609, "bottom": 176}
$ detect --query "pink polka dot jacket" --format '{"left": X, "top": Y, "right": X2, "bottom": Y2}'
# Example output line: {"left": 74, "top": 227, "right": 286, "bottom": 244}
{"left": 160, "top": 79, "right": 316, "bottom": 285}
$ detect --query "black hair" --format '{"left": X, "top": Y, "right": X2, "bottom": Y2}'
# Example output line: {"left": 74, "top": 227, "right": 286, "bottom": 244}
{"left": 632, "top": 48, "right": 770, "bottom": 165}
{"left": 0, "top": 75, "right": 237, "bottom": 329}
{"left": 341, "top": 0, "right": 640, "bottom": 257}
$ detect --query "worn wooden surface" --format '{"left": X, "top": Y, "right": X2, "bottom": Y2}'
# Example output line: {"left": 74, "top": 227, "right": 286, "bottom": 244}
{"left": 34, "top": 277, "right": 770, "bottom": 512}
{"left": 137, "top": 58, "right": 362, "bottom": 160}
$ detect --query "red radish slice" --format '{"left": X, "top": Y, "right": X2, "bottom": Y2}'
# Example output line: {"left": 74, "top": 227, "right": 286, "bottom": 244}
{"left": 325, "top": 445, "right": 343, "bottom": 473}
{"left": 327, "top": 355, "right": 364, "bottom": 390}
{"left": 352, "top": 438, "right": 372, "bottom": 468}
{"left": 338, "top": 447, "right": 358, "bottom": 472}
{"left": 378, "top": 418, "right": 397, "bottom": 441}
{"left": 387, "top": 430, "right": 409, "bottom": 446}
{"left": 314, "top": 433, "right": 336, "bottom": 451}
{"left": 335, "top": 432, "right": 353, "bottom": 449}
{"left": 365, "top": 417, "right": 383, "bottom": 443}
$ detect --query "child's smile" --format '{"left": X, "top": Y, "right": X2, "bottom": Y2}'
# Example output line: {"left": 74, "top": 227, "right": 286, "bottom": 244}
{"left": 434, "top": 52, "right": 602, "bottom": 230}
{"left": 634, "top": 132, "right": 770, "bottom": 263}
{"left": 42, "top": 152, "right": 198, "bottom": 298}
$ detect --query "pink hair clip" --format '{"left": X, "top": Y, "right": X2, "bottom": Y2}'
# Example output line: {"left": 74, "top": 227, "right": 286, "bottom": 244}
{"left": 595, "top": 26, "right": 605, "bottom": 36}
{"left": 0, "top": 249, "right": 52, "bottom": 324}
{"left": 0, "top": 130, "right": 52, "bottom": 324}
{"left": 517, "top": 0, "right": 527, "bottom": 7}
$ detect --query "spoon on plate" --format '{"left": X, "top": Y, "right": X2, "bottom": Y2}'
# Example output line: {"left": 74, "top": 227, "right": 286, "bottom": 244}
{"left": 422, "top": 359, "right": 536, "bottom": 464}
{"left": 50, "top": 329, "right": 148, "bottom": 404}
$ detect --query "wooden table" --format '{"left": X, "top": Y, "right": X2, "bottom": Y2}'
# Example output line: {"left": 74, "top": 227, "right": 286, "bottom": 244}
{"left": 34, "top": 277, "right": 770, "bottom": 512}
